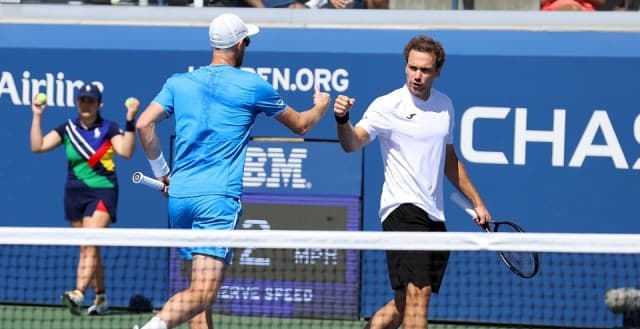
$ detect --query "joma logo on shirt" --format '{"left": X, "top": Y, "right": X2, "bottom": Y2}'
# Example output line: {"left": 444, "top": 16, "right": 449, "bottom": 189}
{"left": 243, "top": 147, "right": 310, "bottom": 189}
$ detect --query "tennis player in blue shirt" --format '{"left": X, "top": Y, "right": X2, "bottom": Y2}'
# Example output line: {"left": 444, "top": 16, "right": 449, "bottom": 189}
{"left": 134, "top": 13, "right": 331, "bottom": 329}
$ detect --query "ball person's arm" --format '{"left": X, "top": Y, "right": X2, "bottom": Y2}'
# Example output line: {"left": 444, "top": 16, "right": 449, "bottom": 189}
{"left": 111, "top": 97, "right": 140, "bottom": 159}
{"left": 30, "top": 96, "right": 61, "bottom": 153}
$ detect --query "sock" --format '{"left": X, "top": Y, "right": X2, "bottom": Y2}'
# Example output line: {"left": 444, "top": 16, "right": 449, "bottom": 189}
{"left": 141, "top": 316, "right": 168, "bottom": 329}
{"left": 94, "top": 293, "right": 106, "bottom": 302}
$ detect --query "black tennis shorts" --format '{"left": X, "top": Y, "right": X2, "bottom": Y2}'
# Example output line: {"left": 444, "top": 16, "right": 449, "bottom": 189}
{"left": 382, "top": 203, "right": 450, "bottom": 293}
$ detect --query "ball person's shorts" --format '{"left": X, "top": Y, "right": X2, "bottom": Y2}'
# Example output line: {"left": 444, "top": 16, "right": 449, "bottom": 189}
{"left": 64, "top": 186, "right": 118, "bottom": 223}
{"left": 382, "top": 203, "right": 450, "bottom": 293}
{"left": 169, "top": 195, "right": 242, "bottom": 264}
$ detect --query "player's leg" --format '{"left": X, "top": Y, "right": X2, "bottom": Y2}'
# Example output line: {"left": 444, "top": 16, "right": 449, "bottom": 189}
{"left": 188, "top": 262, "right": 216, "bottom": 329}
{"left": 155, "top": 255, "right": 226, "bottom": 328}
{"left": 182, "top": 196, "right": 240, "bottom": 329}
{"left": 381, "top": 204, "right": 449, "bottom": 329}
{"left": 364, "top": 295, "right": 403, "bottom": 329}
{"left": 179, "top": 258, "right": 214, "bottom": 329}
{"left": 402, "top": 283, "right": 431, "bottom": 329}
{"left": 137, "top": 195, "right": 240, "bottom": 329}
{"left": 365, "top": 204, "right": 416, "bottom": 329}
{"left": 189, "top": 309, "right": 213, "bottom": 329}
{"left": 400, "top": 239, "right": 448, "bottom": 328}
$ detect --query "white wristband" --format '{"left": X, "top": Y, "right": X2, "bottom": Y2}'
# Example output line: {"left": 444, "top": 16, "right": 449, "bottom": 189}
{"left": 149, "top": 152, "right": 170, "bottom": 178}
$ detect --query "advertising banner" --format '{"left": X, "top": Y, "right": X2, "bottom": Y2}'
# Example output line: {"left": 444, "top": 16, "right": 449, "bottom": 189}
{"left": 2, "top": 22, "right": 640, "bottom": 327}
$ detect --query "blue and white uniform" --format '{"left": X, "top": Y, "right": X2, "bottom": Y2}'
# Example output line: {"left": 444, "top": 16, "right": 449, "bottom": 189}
{"left": 54, "top": 116, "right": 122, "bottom": 222}
{"left": 153, "top": 65, "right": 287, "bottom": 262}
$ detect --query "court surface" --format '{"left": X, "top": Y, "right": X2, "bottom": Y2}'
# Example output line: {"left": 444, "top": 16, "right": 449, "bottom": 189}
{"left": 0, "top": 304, "right": 556, "bottom": 329}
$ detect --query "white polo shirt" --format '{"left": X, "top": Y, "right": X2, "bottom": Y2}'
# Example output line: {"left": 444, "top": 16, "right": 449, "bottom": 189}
{"left": 356, "top": 85, "right": 454, "bottom": 222}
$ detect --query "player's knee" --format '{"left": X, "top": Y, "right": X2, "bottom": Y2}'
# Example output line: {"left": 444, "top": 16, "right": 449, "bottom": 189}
{"left": 405, "top": 283, "right": 431, "bottom": 302}
{"left": 190, "top": 288, "right": 218, "bottom": 306}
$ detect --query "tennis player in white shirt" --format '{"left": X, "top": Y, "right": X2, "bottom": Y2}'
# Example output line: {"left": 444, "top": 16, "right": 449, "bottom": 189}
{"left": 333, "top": 35, "right": 492, "bottom": 329}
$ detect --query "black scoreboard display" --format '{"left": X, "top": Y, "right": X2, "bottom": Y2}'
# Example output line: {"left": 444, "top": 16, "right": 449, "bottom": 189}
{"left": 230, "top": 202, "right": 349, "bottom": 283}
{"left": 220, "top": 195, "right": 360, "bottom": 319}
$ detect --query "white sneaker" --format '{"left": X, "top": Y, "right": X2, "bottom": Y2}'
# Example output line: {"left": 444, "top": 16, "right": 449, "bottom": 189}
{"left": 133, "top": 316, "right": 166, "bottom": 329}
{"left": 61, "top": 289, "right": 84, "bottom": 316}
{"left": 88, "top": 293, "right": 110, "bottom": 315}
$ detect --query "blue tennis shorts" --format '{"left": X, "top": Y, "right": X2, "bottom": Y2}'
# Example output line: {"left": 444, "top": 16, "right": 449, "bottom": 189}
{"left": 64, "top": 186, "right": 118, "bottom": 222}
{"left": 168, "top": 195, "right": 242, "bottom": 264}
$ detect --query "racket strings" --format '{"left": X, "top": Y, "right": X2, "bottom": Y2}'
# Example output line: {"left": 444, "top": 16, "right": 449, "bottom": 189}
{"left": 494, "top": 222, "right": 539, "bottom": 277}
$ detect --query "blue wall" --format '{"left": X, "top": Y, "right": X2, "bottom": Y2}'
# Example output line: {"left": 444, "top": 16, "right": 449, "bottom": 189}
{"left": 2, "top": 23, "right": 640, "bottom": 327}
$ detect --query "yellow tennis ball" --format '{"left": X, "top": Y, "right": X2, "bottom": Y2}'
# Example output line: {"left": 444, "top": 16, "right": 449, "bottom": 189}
{"left": 125, "top": 97, "right": 135, "bottom": 107}
{"left": 36, "top": 93, "right": 47, "bottom": 104}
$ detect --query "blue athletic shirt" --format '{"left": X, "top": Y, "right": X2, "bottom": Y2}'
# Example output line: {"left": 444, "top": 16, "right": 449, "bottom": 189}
{"left": 153, "top": 65, "right": 287, "bottom": 198}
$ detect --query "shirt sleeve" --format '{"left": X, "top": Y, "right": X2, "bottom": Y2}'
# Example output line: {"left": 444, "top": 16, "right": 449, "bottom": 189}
{"left": 355, "top": 97, "right": 390, "bottom": 142}
{"left": 446, "top": 96, "right": 455, "bottom": 145}
{"left": 253, "top": 77, "right": 287, "bottom": 117}
{"left": 52, "top": 122, "right": 67, "bottom": 138}
{"left": 106, "top": 121, "right": 122, "bottom": 139}
{"left": 152, "top": 76, "right": 176, "bottom": 117}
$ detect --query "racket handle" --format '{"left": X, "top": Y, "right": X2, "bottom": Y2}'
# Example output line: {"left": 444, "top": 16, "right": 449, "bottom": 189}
{"left": 132, "top": 171, "right": 166, "bottom": 191}
{"left": 450, "top": 192, "right": 478, "bottom": 218}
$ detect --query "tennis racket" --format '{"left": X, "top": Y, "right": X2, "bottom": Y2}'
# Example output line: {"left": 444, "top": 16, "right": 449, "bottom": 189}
{"left": 450, "top": 192, "right": 540, "bottom": 279}
{"left": 132, "top": 171, "right": 166, "bottom": 191}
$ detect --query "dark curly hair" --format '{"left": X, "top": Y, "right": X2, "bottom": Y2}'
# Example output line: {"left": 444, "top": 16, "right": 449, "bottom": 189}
{"left": 403, "top": 35, "right": 446, "bottom": 70}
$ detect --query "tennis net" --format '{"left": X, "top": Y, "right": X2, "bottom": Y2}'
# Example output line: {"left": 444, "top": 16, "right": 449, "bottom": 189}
{"left": 0, "top": 227, "right": 639, "bottom": 329}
